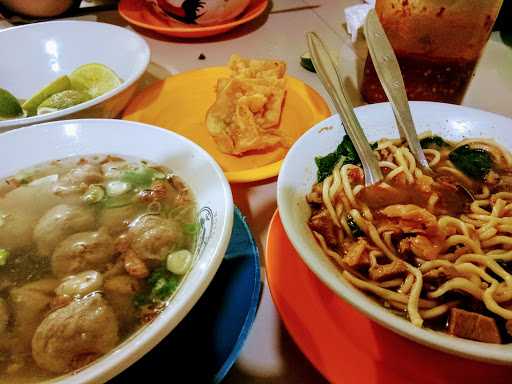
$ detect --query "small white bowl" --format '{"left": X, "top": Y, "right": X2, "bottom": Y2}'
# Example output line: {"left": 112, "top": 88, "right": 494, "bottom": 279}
{"left": 277, "top": 101, "right": 512, "bottom": 365}
{"left": 0, "top": 119, "right": 234, "bottom": 382}
{"left": 0, "top": 21, "right": 150, "bottom": 131}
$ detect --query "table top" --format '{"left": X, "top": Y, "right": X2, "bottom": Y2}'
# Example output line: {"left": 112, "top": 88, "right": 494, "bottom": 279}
{"left": 1, "top": 1, "right": 512, "bottom": 382}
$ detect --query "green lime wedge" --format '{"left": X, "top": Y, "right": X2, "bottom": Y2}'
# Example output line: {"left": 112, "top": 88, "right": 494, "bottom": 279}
{"left": 22, "top": 76, "right": 71, "bottom": 117}
{"left": 0, "top": 88, "right": 23, "bottom": 120}
{"left": 36, "top": 90, "right": 92, "bottom": 115}
{"left": 69, "top": 63, "right": 122, "bottom": 99}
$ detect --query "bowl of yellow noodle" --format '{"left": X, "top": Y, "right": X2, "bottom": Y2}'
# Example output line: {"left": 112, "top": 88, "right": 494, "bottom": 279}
{"left": 277, "top": 101, "right": 512, "bottom": 364}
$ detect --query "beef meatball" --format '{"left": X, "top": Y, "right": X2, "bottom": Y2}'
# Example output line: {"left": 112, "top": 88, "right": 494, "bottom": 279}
{"left": 52, "top": 229, "right": 115, "bottom": 277}
{"left": 54, "top": 163, "right": 103, "bottom": 194}
{"left": 9, "top": 279, "right": 58, "bottom": 350}
{"left": 32, "top": 293, "right": 119, "bottom": 374}
{"left": 34, "top": 204, "right": 96, "bottom": 257}
{"left": 128, "top": 215, "right": 184, "bottom": 262}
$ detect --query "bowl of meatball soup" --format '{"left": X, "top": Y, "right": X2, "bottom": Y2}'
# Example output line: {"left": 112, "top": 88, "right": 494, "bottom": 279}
{"left": 0, "top": 118, "right": 234, "bottom": 383}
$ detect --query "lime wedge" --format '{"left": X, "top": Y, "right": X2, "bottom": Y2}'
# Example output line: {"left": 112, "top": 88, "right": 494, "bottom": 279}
{"left": 36, "top": 90, "right": 92, "bottom": 115}
{"left": 69, "top": 63, "right": 122, "bottom": 99}
{"left": 22, "top": 76, "right": 71, "bottom": 117}
{"left": 0, "top": 88, "right": 23, "bottom": 120}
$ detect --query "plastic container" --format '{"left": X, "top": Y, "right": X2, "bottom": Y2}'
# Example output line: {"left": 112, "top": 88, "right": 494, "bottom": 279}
{"left": 361, "top": 0, "right": 504, "bottom": 104}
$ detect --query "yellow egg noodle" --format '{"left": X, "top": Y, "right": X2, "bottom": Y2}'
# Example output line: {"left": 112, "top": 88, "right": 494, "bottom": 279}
{"left": 308, "top": 134, "right": 512, "bottom": 341}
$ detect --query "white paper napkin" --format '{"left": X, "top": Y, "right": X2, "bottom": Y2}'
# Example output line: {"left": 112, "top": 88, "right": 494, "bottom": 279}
{"left": 344, "top": 0, "right": 375, "bottom": 42}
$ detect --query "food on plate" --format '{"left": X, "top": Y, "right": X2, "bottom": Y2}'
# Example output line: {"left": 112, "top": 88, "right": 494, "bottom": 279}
{"left": 307, "top": 133, "right": 512, "bottom": 344}
{"left": 0, "top": 155, "right": 197, "bottom": 381}
{"left": 206, "top": 54, "right": 288, "bottom": 155}
{"left": 150, "top": 0, "right": 251, "bottom": 25}
{"left": 0, "top": 63, "right": 121, "bottom": 120}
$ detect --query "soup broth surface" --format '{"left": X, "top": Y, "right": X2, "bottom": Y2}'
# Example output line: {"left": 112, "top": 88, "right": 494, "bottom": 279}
{"left": 0, "top": 155, "right": 197, "bottom": 382}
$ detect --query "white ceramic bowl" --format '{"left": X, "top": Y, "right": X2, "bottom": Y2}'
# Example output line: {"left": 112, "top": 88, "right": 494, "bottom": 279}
{"left": 0, "top": 119, "right": 234, "bottom": 383}
{"left": 277, "top": 101, "right": 512, "bottom": 365}
{"left": 0, "top": 21, "right": 150, "bottom": 131}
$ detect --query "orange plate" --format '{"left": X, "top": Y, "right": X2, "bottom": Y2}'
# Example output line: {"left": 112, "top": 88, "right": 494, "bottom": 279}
{"left": 265, "top": 210, "right": 511, "bottom": 384}
{"left": 119, "top": 0, "right": 268, "bottom": 38}
{"left": 123, "top": 67, "right": 330, "bottom": 183}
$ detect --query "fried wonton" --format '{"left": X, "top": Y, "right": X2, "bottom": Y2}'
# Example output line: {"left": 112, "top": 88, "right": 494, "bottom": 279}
{"left": 206, "top": 54, "right": 287, "bottom": 156}
{"left": 228, "top": 54, "right": 287, "bottom": 81}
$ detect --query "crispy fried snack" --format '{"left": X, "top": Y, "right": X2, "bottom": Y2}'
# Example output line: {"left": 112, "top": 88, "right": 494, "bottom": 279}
{"left": 206, "top": 54, "right": 287, "bottom": 156}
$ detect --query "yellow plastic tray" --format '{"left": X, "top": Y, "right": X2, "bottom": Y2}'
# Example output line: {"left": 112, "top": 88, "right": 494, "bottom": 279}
{"left": 123, "top": 67, "right": 330, "bottom": 183}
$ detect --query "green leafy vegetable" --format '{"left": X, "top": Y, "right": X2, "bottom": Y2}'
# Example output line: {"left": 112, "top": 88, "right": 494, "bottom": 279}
{"left": 315, "top": 135, "right": 362, "bottom": 182}
{"left": 121, "top": 166, "right": 158, "bottom": 188}
{"left": 449, "top": 145, "right": 493, "bottom": 181}
{"left": 340, "top": 135, "right": 360, "bottom": 163}
{"left": 346, "top": 215, "right": 364, "bottom": 238}
{"left": 0, "top": 249, "right": 9, "bottom": 266}
{"left": 420, "top": 135, "right": 450, "bottom": 149}
{"left": 183, "top": 223, "right": 200, "bottom": 235}
{"left": 315, "top": 153, "right": 346, "bottom": 183}
{"left": 370, "top": 142, "right": 378, "bottom": 150}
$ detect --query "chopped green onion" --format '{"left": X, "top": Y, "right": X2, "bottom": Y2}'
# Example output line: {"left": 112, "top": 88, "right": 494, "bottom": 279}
{"left": 133, "top": 292, "right": 150, "bottom": 307}
{"left": 121, "top": 167, "right": 157, "bottom": 188}
{"left": 153, "top": 171, "right": 167, "bottom": 180}
{"left": 166, "top": 250, "right": 192, "bottom": 275}
{"left": 81, "top": 184, "right": 105, "bottom": 204}
{"left": 103, "top": 193, "right": 134, "bottom": 208}
{"left": 0, "top": 249, "right": 9, "bottom": 266}
{"left": 183, "top": 223, "right": 199, "bottom": 235}
{"left": 106, "top": 181, "right": 132, "bottom": 196}
{"left": 148, "top": 267, "right": 179, "bottom": 300}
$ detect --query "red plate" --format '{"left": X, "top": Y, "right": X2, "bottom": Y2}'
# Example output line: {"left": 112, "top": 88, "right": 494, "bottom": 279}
{"left": 119, "top": 0, "right": 268, "bottom": 38}
{"left": 265, "top": 210, "right": 510, "bottom": 384}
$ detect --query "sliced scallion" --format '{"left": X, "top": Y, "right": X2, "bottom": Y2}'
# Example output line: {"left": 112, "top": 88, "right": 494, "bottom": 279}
{"left": 0, "top": 249, "right": 9, "bottom": 266}
{"left": 166, "top": 249, "right": 192, "bottom": 275}
{"left": 81, "top": 184, "right": 105, "bottom": 204}
{"left": 106, "top": 181, "right": 132, "bottom": 196}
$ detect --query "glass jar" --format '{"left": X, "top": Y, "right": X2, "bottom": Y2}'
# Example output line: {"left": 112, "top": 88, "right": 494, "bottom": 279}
{"left": 361, "top": 0, "right": 504, "bottom": 104}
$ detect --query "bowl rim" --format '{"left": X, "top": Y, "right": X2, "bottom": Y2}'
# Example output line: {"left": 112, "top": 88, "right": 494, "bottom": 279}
{"left": 277, "top": 101, "right": 512, "bottom": 365}
{"left": 0, "top": 20, "right": 150, "bottom": 130}
{"left": 0, "top": 118, "right": 235, "bottom": 383}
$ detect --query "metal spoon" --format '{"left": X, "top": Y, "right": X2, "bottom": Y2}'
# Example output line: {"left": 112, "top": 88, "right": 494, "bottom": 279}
{"left": 363, "top": 10, "right": 474, "bottom": 201}
{"left": 364, "top": 9, "right": 431, "bottom": 172}
{"left": 306, "top": 31, "right": 383, "bottom": 187}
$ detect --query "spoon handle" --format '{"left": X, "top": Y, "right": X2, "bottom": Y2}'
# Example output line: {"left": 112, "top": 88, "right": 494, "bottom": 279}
{"left": 364, "top": 9, "right": 431, "bottom": 171}
{"left": 306, "top": 32, "right": 383, "bottom": 187}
